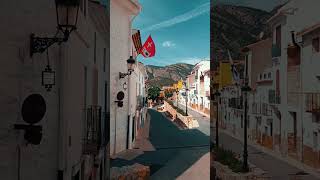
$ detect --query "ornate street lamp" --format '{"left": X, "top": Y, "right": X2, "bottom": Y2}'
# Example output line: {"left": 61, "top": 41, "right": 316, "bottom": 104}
{"left": 176, "top": 88, "right": 179, "bottom": 108}
{"left": 30, "top": 0, "right": 80, "bottom": 57}
{"left": 241, "top": 48, "right": 252, "bottom": 172}
{"left": 214, "top": 89, "right": 221, "bottom": 148}
{"left": 185, "top": 88, "right": 189, "bottom": 116}
{"left": 119, "top": 56, "right": 136, "bottom": 79}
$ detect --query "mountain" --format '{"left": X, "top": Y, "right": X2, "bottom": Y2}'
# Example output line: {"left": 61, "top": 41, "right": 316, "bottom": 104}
{"left": 146, "top": 63, "right": 194, "bottom": 88}
{"left": 210, "top": 4, "right": 272, "bottom": 63}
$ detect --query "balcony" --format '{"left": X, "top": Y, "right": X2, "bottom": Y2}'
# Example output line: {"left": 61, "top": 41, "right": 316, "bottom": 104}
{"left": 268, "top": 90, "right": 281, "bottom": 104}
{"left": 82, "top": 105, "right": 103, "bottom": 155}
{"left": 228, "top": 97, "right": 243, "bottom": 109}
{"left": 272, "top": 44, "right": 281, "bottom": 58}
{"left": 306, "top": 93, "right": 320, "bottom": 113}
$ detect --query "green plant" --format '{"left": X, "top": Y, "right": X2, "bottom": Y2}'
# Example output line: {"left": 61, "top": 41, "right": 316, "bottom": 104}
{"left": 213, "top": 146, "right": 246, "bottom": 173}
{"left": 148, "top": 86, "right": 161, "bottom": 101}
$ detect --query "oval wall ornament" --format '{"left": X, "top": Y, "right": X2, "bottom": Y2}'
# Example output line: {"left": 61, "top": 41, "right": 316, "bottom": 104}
{"left": 117, "top": 91, "right": 125, "bottom": 101}
{"left": 21, "top": 94, "right": 46, "bottom": 124}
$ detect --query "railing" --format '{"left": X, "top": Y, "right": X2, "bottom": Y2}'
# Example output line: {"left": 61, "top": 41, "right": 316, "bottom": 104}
{"left": 83, "top": 105, "right": 102, "bottom": 155}
{"left": 228, "top": 97, "right": 243, "bottom": 109}
{"left": 268, "top": 90, "right": 281, "bottom": 104}
{"left": 306, "top": 93, "right": 320, "bottom": 113}
{"left": 272, "top": 44, "right": 281, "bottom": 58}
{"left": 252, "top": 102, "right": 272, "bottom": 116}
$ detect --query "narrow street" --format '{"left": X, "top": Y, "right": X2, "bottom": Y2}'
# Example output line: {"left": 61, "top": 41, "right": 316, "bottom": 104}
{"left": 177, "top": 102, "right": 210, "bottom": 136}
{"left": 211, "top": 123, "right": 320, "bottom": 180}
{"left": 111, "top": 108, "right": 210, "bottom": 179}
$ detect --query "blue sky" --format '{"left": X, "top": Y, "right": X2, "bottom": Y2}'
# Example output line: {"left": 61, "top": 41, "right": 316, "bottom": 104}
{"left": 132, "top": 0, "right": 284, "bottom": 66}
{"left": 133, "top": 0, "right": 210, "bottom": 66}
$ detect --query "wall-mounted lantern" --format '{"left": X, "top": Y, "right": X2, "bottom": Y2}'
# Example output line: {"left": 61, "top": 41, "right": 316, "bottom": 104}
{"left": 30, "top": 0, "right": 80, "bottom": 57}
{"left": 42, "top": 65, "right": 56, "bottom": 91}
{"left": 119, "top": 56, "right": 136, "bottom": 79}
{"left": 123, "top": 82, "right": 128, "bottom": 90}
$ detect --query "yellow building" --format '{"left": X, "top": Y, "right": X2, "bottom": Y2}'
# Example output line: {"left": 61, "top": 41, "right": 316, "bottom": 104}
{"left": 213, "top": 61, "right": 233, "bottom": 89}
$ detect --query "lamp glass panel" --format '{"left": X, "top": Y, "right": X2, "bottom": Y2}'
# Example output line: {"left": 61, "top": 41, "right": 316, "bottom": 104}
{"left": 43, "top": 72, "right": 55, "bottom": 85}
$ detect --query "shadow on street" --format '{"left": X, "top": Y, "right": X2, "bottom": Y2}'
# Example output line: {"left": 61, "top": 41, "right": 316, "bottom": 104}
{"left": 111, "top": 108, "right": 210, "bottom": 179}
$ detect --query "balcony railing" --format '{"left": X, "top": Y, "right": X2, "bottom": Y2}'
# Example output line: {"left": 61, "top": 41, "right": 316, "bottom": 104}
{"left": 252, "top": 102, "right": 272, "bottom": 116}
{"left": 83, "top": 105, "right": 103, "bottom": 155}
{"left": 268, "top": 90, "right": 281, "bottom": 104}
{"left": 228, "top": 97, "right": 243, "bottom": 109}
{"left": 272, "top": 44, "right": 281, "bottom": 58}
{"left": 306, "top": 93, "right": 320, "bottom": 113}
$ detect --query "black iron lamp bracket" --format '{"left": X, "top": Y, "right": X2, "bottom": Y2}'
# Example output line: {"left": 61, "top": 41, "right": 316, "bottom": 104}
{"left": 30, "top": 33, "right": 66, "bottom": 57}
{"left": 119, "top": 71, "right": 132, "bottom": 79}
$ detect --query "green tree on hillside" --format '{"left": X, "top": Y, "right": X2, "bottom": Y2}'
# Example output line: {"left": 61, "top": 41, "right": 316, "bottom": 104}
{"left": 148, "top": 86, "right": 161, "bottom": 101}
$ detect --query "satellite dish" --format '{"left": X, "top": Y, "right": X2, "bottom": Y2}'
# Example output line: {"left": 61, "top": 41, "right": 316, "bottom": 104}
{"left": 21, "top": 94, "right": 46, "bottom": 124}
{"left": 117, "top": 91, "right": 125, "bottom": 101}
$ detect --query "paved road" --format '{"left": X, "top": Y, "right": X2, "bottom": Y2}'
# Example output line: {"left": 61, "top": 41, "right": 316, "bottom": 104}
{"left": 178, "top": 104, "right": 319, "bottom": 180}
{"left": 178, "top": 103, "right": 210, "bottom": 136}
{"left": 111, "top": 108, "right": 210, "bottom": 179}
{"left": 210, "top": 126, "right": 319, "bottom": 179}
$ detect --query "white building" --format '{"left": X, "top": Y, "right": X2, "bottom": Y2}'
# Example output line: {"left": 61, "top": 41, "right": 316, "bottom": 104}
{"left": 110, "top": 0, "right": 141, "bottom": 156}
{"left": 219, "top": 0, "right": 320, "bottom": 170}
{"left": 0, "top": 1, "right": 110, "bottom": 180}
{"left": 267, "top": 0, "right": 320, "bottom": 167}
{"left": 186, "top": 60, "right": 210, "bottom": 115}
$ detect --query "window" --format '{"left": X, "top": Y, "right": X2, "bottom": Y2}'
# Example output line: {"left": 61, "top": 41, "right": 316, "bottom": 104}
{"left": 276, "top": 25, "right": 281, "bottom": 49}
{"left": 313, "top": 132, "right": 318, "bottom": 149}
{"left": 268, "top": 72, "right": 271, "bottom": 78}
{"left": 312, "top": 37, "right": 319, "bottom": 53}
{"left": 265, "top": 126, "right": 268, "bottom": 135}
{"left": 260, "top": 74, "right": 262, "bottom": 80}
{"left": 264, "top": 73, "right": 266, "bottom": 79}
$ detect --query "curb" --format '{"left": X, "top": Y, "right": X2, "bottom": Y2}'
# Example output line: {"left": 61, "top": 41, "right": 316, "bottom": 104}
{"left": 178, "top": 103, "right": 210, "bottom": 118}
{"left": 218, "top": 128, "right": 320, "bottom": 179}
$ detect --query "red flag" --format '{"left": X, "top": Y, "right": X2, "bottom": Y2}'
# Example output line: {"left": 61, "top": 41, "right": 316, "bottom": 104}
{"left": 140, "top": 35, "right": 156, "bottom": 58}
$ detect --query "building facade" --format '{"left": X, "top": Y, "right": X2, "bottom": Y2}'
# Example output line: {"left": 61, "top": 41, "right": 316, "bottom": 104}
{"left": 185, "top": 60, "right": 211, "bottom": 115}
{"left": 217, "top": 0, "right": 320, "bottom": 171}
{"left": 109, "top": 0, "right": 141, "bottom": 156}
{"left": 0, "top": 0, "right": 110, "bottom": 180}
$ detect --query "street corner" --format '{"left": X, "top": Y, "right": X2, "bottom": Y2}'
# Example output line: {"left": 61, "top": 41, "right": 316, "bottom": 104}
{"left": 176, "top": 152, "right": 210, "bottom": 180}
{"left": 191, "top": 118, "right": 200, "bottom": 128}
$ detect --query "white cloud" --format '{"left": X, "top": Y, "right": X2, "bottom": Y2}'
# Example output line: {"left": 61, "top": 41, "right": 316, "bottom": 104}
{"left": 142, "top": 2, "right": 210, "bottom": 32}
{"left": 176, "top": 57, "right": 210, "bottom": 65}
{"left": 162, "top": 41, "right": 176, "bottom": 47}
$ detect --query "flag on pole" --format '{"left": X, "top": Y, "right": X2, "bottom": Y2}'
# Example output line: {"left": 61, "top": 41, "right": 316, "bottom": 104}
{"left": 140, "top": 35, "right": 156, "bottom": 58}
{"left": 228, "top": 50, "right": 240, "bottom": 85}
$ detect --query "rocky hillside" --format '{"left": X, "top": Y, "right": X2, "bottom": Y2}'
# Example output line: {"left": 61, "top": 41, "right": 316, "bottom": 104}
{"left": 146, "top": 63, "right": 194, "bottom": 88}
{"left": 211, "top": 4, "right": 272, "bottom": 63}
